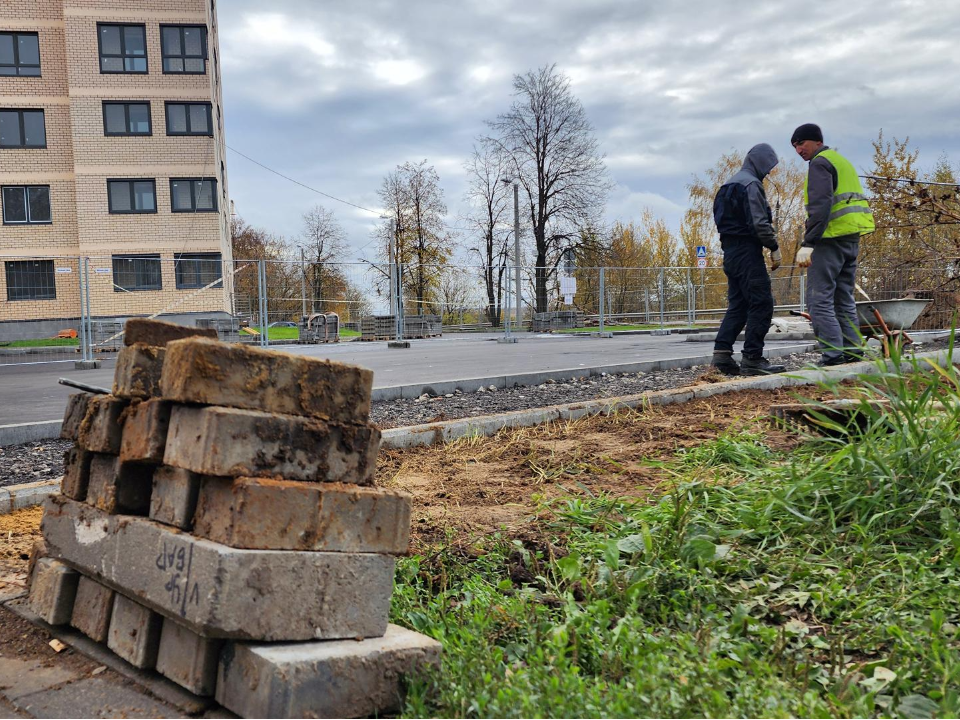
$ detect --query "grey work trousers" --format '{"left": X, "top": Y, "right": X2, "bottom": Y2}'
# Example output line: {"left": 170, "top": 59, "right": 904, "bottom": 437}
{"left": 806, "top": 235, "right": 861, "bottom": 361}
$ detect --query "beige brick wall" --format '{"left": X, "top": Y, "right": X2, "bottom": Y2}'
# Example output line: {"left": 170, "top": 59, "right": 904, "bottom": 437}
{"left": 0, "top": 0, "right": 63, "bottom": 23}
{"left": 0, "top": 179, "right": 78, "bottom": 256}
{"left": 0, "top": 257, "right": 83, "bottom": 322}
{"left": 1, "top": 0, "right": 232, "bottom": 325}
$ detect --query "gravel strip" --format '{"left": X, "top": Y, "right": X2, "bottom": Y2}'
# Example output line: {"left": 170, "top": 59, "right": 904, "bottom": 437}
{"left": 370, "top": 337, "right": 955, "bottom": 429}
{"left": 369, "top": 348, "right": 826, "bottom": 429}
{"left": 0, "top": 438, "right": 70, "bottom": 489}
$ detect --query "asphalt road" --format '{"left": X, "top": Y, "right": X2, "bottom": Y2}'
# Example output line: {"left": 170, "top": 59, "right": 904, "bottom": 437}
{"left": 0, "top": 332, "right": 811, "bottom": 426}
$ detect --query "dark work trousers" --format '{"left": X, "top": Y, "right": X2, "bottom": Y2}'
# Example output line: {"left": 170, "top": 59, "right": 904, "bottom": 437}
{"left": 714, "top": 238, "right": 774, "bottom": 358}
{"left": 806, "top": 235, "right": 860, "bottom": 361}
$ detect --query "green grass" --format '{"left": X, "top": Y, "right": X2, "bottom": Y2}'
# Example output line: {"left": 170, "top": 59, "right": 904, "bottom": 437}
{"left": 557, "top": 324, "right": 711, "bottom": 333}
{"left": 391, "top": 342, "right": 960, "bottom": 717}
{"left": 0, "top": 337, "right": 79, "bottom": 348}
{"left": 250, "top": 326, "right": 360, "bottom": 340}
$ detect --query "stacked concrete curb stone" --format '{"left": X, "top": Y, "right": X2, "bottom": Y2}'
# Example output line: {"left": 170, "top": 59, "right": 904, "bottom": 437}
{"left": 28, "top": 318, "right": 441, "bottom": 718}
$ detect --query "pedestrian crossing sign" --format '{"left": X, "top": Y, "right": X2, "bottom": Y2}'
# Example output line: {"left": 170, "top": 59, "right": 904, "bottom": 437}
{"left": 696, "top": 246, "right": 707, "bottom": 258}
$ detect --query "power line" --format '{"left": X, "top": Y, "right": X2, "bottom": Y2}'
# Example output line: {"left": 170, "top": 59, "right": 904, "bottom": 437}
{"left": 226, "top": 144, "right": 483, "bottom": 237}
{"left": 860, "top": 174, "right": 960, "bottom": 190}
{"left": 227, "top": 145, "right": 383, "bottom": 215}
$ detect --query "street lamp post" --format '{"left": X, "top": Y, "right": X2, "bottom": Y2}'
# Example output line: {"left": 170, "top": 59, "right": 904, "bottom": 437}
{"left": 501, "top": 178, "right": 522, "bottom": 333}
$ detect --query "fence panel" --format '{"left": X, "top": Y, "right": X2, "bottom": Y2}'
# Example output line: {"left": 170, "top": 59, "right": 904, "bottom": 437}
{"left": 1, "top": 255, "right": 956, "bottom": 367}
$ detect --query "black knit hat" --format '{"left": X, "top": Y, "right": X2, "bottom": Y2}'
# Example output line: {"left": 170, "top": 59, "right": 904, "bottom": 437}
{"left": 791, "top": 123, "right": 823, "bottom": 145}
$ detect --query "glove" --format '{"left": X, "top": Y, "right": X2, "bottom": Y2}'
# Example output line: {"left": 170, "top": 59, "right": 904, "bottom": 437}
{"left": 770, "top": 249, "right": 782, "bottom": 271}
{"left": 796, "top": 246, "right": 814, "bottom": 268}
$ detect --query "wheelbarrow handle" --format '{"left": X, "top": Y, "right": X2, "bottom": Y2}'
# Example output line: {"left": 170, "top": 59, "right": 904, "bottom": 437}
{"left": 790, "top": 310, "right": 812, "bottom": 320}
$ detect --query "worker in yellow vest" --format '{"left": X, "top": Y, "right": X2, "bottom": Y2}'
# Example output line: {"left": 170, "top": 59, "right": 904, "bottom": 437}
{"left": 792, "top": 124, "right": 875, "bottom": 366}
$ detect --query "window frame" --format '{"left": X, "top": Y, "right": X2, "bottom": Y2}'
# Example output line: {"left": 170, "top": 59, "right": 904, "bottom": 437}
{"left": 111, "top": 254, "right": 163, "bottom": 293}
{"left": 0, "top": 108, "right": 46, "bottom": 149}
{"left": 174, "top": 252, "right": 223, "bottom": 289}
{"left": 1, "top": 185, "right": 51, "bottom": 225}
{"left": 0, "top": 32, "right": 41, "bottom": 77}
{"left": 96, "top": 23, "right": 148, "bottom": 74}
{"left": 5, "top": 259, "right": 56, "bottom": 301}
{"left": 169, "top": 178, "right": 218, "bottom": 213}
{"left": 164, "top": 101, "right": 213, "bottom": 137}
{"left": 106, "top": 178, "right": 157, "bottom": 215}
{"left": 160, "top": 24, "right": 208, "bottom": 75}
{"left": 102, "top": 101, "right": 152, "bottom": 137}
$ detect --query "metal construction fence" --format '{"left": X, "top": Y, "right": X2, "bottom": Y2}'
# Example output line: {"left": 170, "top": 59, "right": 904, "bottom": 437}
{"left": 0, "top": 255, "right": 957, "bottom": 367}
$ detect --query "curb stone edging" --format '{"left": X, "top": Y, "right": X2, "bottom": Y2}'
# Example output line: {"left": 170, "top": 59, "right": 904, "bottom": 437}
{"left": 0, "top": 478, "right": 61, "bottom": 515}
{"left": 381, "top": 349, "right": 955, "bottom": 450}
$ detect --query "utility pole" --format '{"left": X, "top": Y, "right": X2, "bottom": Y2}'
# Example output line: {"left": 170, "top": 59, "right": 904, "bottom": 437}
{"left": 500, "top": 178, "right": 522, "bottom": 339}
{"left": 512, "top": 181, "right": 521, "bottom": 331}
{"left": 299, "top": 247, "right": 307, "bottom": 319}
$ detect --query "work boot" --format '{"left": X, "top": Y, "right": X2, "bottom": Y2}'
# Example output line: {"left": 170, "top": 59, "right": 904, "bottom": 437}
{"left": 816, "top": 355, "right": 848, "bottom": 368}
{"left": 740, "top": 355, "right": 786, "bottom": 375}
{"left": 711, "top": 350, "right": 740, "bottom": 376}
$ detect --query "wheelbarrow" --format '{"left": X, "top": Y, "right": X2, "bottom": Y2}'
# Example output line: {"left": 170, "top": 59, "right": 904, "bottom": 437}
{"left": 790, "top": 298, "right": 931, "bottom": 357}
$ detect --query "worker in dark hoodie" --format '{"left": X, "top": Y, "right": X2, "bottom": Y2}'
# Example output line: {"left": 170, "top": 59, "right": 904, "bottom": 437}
{"left": 711, "top": 143, "right": 786, "bottom": 376}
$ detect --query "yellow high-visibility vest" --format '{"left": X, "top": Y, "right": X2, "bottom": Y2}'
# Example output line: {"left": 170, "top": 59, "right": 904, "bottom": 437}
{"left": 804, "top": 148, "right": 875, "bottom": 238}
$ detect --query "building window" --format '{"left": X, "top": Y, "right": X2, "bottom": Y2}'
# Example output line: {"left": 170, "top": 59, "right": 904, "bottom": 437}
{"left": 0, "top": 32, "right": 40, "bottom": 76}
{"left": 112, "top": 255, "right": 162, "bottom": 292}
{"left": 2, "top": 186, "right": 51, "bottom": 224}
{"left": 165, "top": 102, "right": 212, "bottom": 136}
{"left": 170, "top": 178, "right": 217, "bottom": 212}
{"left": 5, "top": 260, "right": 56, "bottom": 301}
{"left": 97, "top": 24, "right": 147, "bottom": 73}
{"left": 107, "top": 179, "right": 156, "bottom": 214}
{"left": 160, "top": 25, "right": 207, "bottom": 74}
{"left": 102, "top": 101, "right": 151, "bottom": 136}
{"left": 175, "top": 253, "right": 222, "bottom": 289}
{"left": 0, "top": 109, "right": 46, "bottom": 148}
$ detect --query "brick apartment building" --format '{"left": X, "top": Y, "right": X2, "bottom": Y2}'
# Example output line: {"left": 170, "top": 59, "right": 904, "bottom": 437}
{"left": 0, "top": 0, "right": 232, "bottom": 339}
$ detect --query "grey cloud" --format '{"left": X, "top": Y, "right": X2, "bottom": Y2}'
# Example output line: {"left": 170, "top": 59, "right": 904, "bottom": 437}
{"left": 218, "top": 0, "right": 960, "bottom": 257}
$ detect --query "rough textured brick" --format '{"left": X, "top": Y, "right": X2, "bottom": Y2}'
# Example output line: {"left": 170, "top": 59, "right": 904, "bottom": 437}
{"left": 60, "top": 393, "right": 92, "bottom": 441}
{"left": 86, "top": 454, "right": 154, "bottom": 515}
{"left": 42, "top": 497, "right": 396, "bottom": 641}
{"left": 62, "top": 446, "right": 92, "bottom": 501}
{"left": 29, "top": 558, "right": 79, "bottom": 626}
{"left": 149, "top": 466, "right": 201, "bottom": 529}
{"left": 107, "top": 594, "right": 163, "bottom": 670}
{"left": 70, "top": 575, "right": 114, "bottom": 643}
{"left": 216, "top": 625, "right": 442, "bottom": 719}
{"left": 77, "top": 395, "right": 128, "bottom": 454}
{"left": 193, "top": 477, "right": 410, "bottom": 553}
{"left": 123, "top": 318, "right": 217, "bottom": 347}
{"left": 113, "top": 344, "right": 165, "bottom": 399}
{"left": 164, "top": 405, "right": 379, "bottom": 485}
{"left": 155, "top": 618, "right": 222, "bottom": 696}
{"left": 119, "top": 399, "right": 172, "bottom": 464}
{"left": 160, "top": 338, "right": 373, "bottom": 424}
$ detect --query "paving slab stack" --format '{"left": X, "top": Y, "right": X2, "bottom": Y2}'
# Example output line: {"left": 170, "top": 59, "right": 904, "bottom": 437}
{"left": 28, "top": 318, "right": 440, "bottom": 718}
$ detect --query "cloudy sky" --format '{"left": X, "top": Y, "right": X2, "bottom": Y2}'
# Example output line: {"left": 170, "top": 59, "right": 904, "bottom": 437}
{"left": 218, "top": 0, "right": 960, "bottom": 263}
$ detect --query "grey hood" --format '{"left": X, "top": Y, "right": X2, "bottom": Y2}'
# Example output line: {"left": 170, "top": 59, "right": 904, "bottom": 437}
{"left": 737, "top": 143, "right": 778, "bottom": 182}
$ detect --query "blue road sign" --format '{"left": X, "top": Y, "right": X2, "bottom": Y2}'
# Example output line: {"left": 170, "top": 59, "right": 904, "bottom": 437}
{"left": 696, "top": 246, "right": 707, "bottom": 258}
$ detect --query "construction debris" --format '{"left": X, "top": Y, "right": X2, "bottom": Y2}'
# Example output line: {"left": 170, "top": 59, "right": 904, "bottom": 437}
{"left": 29, "top": 318, "right": 439, "bottom": 718}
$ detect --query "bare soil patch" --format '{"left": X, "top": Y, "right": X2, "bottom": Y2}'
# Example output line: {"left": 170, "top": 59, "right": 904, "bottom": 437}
{"left": 379, "top": 385, "right": 841, "bottom": 550}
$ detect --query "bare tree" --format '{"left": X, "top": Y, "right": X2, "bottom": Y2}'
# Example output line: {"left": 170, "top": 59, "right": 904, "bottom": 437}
{"left": 230, "top": 214, "right": 299, "bottom": 323}
{"left": 463, "top": 142, "right": 512, "bottom": 326}
{"left": 298, "top": 205, "right": 348, "bottom": 314}
{"left": 488, "top": 64, "right": 611, "bottom": 312}
{"left": 375, "top": 160, "right": 453, "bottom": 316}
{"left": 438, "top": 270, "right": 478, "bottom": 326}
